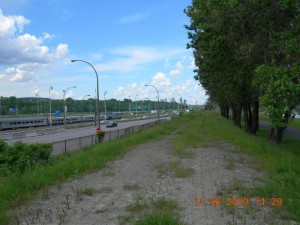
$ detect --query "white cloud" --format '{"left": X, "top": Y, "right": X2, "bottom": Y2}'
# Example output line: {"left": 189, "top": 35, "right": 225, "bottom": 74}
{"left": 95, "top": 46, "right": 184, "bottom": 72}
{"left": 176, "top": 61, "right": 183, "bottom": 70}
{"left": 169, "top": 69, "right": 181, "bottom": 76}
{"left": 0, "top": 8, "right": 30, "bottom": 37}
{"left": 55, "top": 44, "right": 69, "bottom": 58}
{"left": 0, "top": 9, "right": 69, "bottom": 82}
{"left": 7, "top": 63, "right": 41, "bottom": 82}
{"left": 117, "top": 12, "right": 150, "bottom": 24}
{"left": 152, "top": 72, "right": 171, "bottom": 87}
{"left": 169, "top": 60, "right": 184, "bottom": 76}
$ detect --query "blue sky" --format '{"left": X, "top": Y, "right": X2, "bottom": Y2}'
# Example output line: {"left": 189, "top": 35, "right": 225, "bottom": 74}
{"left": 0, "top": 0, "right": 207, "bottom": 105}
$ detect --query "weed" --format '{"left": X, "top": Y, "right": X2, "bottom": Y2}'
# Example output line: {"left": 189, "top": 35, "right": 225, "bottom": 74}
{"left": 168, "top": 160, "right": 195, "bottom": 178}
{"left": 126, "top": 201, "right": 149, "bottom": 213}
{"left": 226, "top": 157, "right": 235, "bottom": 170}
{"left": 154, "top": 163, "right": 168, "bottom": 178}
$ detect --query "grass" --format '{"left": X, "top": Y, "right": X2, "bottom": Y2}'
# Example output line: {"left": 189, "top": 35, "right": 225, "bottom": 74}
{"left": 0, "top": 110, "right": 299, "bottom": 223}
{"left": 122, "top": 197, "right": 184, "bottom": 225}
{"left": 154, "top": 161, "right": 195, "bottom": 178}
{"left": 226, "top": 157, "right": 236, "bottom": 170}
{"left": 168, "top": 160, "right": 195, "bottom": 178}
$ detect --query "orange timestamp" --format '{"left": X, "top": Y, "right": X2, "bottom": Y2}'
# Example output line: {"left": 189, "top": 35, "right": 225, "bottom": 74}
{"left": 194, "top": 197, "right": 283, "bottom": 207}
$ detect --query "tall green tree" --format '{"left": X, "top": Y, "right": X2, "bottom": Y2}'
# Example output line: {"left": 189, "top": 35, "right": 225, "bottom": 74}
{"left": 185, "top": 0, "right": 300, "bottom": 143}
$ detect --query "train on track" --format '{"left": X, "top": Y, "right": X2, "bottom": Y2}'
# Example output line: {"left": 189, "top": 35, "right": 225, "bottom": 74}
{"left": 0, "top": 112, "right": 122, "bottom": 130}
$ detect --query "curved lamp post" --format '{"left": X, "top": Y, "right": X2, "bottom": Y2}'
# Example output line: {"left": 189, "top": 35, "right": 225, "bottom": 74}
{"left": 82, "top": 94, "right": 90, "bottom": 117}
{"left": 63, "top": 86, "right": 76, "bottom": 128}
{"left": 49, "top": 86, "right": 53, "bottom": 126}
{"left": 135, "top": 94, "right": 138, "bottom": 118}
{"left": 35, "top": 94, "right": 39, "bottom": 117}
{"left": 189, "top": 96, "right": 197, "bottom": 109}
{"left": 172, "top": 92, "right": 182, "bottom": 114}
{"left": 104, "top": 91, "right": 107, "bottom": 120}
{"left": 71, "top": 59, "right": 100, "bottom": 130}
{"left": 145, "top": 84, "right": 159, "bottom": 122}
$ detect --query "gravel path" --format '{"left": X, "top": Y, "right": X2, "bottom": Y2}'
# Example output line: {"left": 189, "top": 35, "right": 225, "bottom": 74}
{"left": 16, "top": 136, "right": 292, "bottom": 225}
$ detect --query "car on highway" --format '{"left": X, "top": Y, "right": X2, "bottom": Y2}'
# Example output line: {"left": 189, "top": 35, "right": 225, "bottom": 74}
{"left": 106, "top": 121, "right": 118, "bottom": 128}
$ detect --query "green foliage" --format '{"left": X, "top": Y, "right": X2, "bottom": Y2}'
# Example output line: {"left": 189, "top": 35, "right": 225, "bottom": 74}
{"left": 185, "top": 0, "right": 300, "bottom": 139}
{"left": 96, "top": 130, "right": 105, "bottom": 143}
{"left": 0, "top": 140, "right": 52, "bottom": 176}
{"left": 255, "top": 65, "right": 300, "bottom": 128}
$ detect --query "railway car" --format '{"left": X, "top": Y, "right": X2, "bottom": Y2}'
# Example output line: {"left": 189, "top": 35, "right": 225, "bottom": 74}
{"left": 0, "top": 114, "right": 108, "bottom": 130}
{"left": 0, "top": 117, "right": 48, "bottom": 130}
{"left": 106, "top": 112, "right": 122, "bottom": 120}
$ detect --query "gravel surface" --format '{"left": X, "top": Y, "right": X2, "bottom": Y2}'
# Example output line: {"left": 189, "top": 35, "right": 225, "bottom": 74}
{"left": 16, "top": 137, "right": 294, "bottom": 225}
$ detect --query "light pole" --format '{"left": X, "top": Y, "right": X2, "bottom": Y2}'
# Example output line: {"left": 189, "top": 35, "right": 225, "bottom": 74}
{"left": 104, "top": 91, "right": 107, "bottom": 120}
{"left": 172, "top": 92, "right": 182, "bottom": 114}
{"left": 128, "top": 96, "right": 131, "bottom": 116}
{"left": 135, "top": 94, "right": 138, "bottom": 118}
{"left": 35, "top": 94, "right": 39, "bottom": 117}
{"left": 145, "top": 84, "right": 159, "bottom": 122}
{"left": 49, "top": 86, "right": 53, "bottom": 126}
{"left": 189, "top": 96, "right": 197, "bottom": 110}
{"left": 63, "top": 86, "right": 76, "bottom": 128}
{"left": 71, "top": 59, "right": 101, "bottom": 131}
{"left": 82, "top": 94, "right": 90, "bottom": 118}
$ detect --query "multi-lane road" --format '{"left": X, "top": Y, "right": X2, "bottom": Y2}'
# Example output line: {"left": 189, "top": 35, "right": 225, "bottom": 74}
{"left": 3, "top": 118, "right": 166, "bottom": 145}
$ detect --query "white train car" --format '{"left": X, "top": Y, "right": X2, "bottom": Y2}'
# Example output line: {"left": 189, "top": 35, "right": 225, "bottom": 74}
{"left": 0, "top": 117, "right": 48, "bottom": 130}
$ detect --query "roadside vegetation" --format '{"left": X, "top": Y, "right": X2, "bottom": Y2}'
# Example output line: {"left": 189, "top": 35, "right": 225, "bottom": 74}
{"left": 0, "top": 110, "right": 299, "bottom": 224}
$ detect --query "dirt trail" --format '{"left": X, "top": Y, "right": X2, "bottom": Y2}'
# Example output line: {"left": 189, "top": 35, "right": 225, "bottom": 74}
{"left": 16, "top": 137, "right": 290, "bottom": 225}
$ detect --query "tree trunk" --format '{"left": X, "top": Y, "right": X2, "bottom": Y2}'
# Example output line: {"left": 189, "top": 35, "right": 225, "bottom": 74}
{"left": 219, "top": 103, "right": 230, "bottom": 119}
{"left": 243, "top": 98, "right": 258, "bottom": 135}
{"left": 251, "top": 100, "right": 259, "bottom": 133}
{"left": 232, "top": 103, "right": 242, "bottom": 128}
{"left": 269, "top": 127, "right": 284, "bottom": 144}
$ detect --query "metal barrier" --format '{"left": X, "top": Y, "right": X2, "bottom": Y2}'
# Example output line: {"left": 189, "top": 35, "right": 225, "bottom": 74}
{"left": 51, "top": 121, "right": 158, "bottom": 156}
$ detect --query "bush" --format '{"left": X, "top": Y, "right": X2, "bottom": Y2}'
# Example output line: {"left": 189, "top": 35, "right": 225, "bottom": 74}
{"left": 0, "top": 140, "right": 52, "bottom": 176}
{"left": 96, "top": 130, "right": 105, "bottom": 143}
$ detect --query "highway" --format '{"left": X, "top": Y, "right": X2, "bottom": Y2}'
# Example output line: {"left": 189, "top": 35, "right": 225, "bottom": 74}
{"left": 5, "top": 118, "right": 164, "bottom": 145}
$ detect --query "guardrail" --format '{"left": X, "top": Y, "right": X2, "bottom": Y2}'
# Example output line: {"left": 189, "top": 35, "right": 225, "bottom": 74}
{"left": 51, "top": 120, "right": 159, "bottom": 156}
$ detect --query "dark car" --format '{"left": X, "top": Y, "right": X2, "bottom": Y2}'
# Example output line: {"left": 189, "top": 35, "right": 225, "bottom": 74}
{"left": 106, "top": 121, "right": 118, "bottom": 128}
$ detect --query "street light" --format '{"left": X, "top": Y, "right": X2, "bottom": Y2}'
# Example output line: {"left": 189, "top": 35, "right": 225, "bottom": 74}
{"left": 135, "top": 94, "right": 138, "bottom": 118}
{"left": 128, "top": 95, "right": 131, "bottom": 116}
{"left": 63, "top": 86, "right": 76, "bottom": 128}
{"left": 35, "top": 94, "right": 39, "bottom": 117}
{"left": 145, "top": 84, "right": 159, "bottom": 122}
{"left": 82, "top": 94, "right": 90, "bottom": 118}
{"left": 71, "top": 59, "right": 100, "bottom": 131}
{"left": 49, "top": 86, "right": 53, "bottom": 126}
{"left": 172, "top": 92, "right": 182, "bottom": 114}
{"left": 104, "top": 91, "right": 107, "bottom": 120}
{"left": 189, "top": 96, "right": 197, "bottom": 109}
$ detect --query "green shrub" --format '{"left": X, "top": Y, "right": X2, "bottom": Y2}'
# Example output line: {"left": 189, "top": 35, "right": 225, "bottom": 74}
{"left": 96, "top": 130, "right": 105, "bottom": 143}
{"left": 0, "top": 141, "right": 52, "bottom": 176}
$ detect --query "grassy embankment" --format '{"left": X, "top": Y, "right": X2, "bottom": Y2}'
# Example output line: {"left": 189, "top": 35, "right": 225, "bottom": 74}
{"left": 0, "top": 111, "right": 299, "bottom": 224}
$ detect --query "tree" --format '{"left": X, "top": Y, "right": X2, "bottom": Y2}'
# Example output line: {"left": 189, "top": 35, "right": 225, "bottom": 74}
{"left": 185, "top": 0, "right": 300, "bottom": 143}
